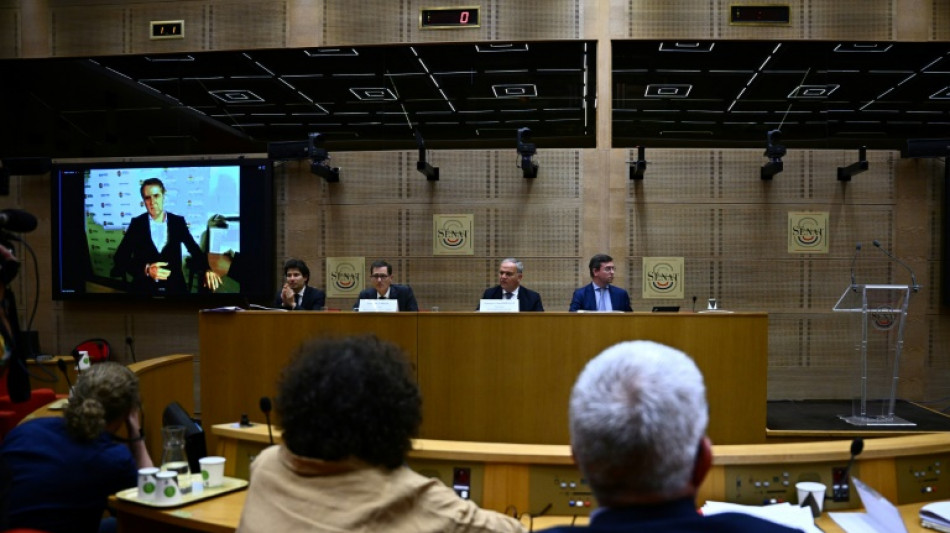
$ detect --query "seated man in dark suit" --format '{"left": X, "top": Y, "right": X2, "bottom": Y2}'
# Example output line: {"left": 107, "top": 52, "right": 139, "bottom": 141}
{"left": 539, "top": 341, "right": 802, "bottom": 533}
{"left": 354, "top": 260, "right": 418, "bottom": 311}
{"left": 479, "top": 258, "right": 543, "bottom": 312}
{"left": 275, "top": 258, "right": 326, "bottom": 310}
{"left": 569, "top": 253, "right": 632, "bottom": 312}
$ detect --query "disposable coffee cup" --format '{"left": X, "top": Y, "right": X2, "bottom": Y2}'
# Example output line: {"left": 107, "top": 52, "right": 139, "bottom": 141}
{"left": 796, "top": 481, "right": 826, "bottom": 515}
{"left": 156, "top": 471, "right": 181, "bottom": 504}
{"left": 137, "top": 467, "right": 160, "bottom": 501}
{"left": 199, "top": 456, "right": 226, "bottom": 488}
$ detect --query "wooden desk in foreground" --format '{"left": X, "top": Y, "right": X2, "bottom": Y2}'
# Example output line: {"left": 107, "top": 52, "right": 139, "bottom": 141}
{"left": 212, "top": 424, "right": 950, "bottom": 518}
{"left": 199, "top": 311, "right": 768, "bottom": 453}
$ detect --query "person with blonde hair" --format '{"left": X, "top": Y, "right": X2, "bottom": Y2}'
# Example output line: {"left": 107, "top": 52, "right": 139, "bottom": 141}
{"left": 1, "top": 362, "right": 153, "bottom": 533}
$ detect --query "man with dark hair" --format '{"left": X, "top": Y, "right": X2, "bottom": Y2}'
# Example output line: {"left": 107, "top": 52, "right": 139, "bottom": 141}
{"left": 539, "top": 341, "right": 801, "bottom": 533}
{"left": 237, "top": 336, "right": 524, "bottom": 533}
{"left": 479, "top": 257, "right": 544, "bottom": 311}
{"left": 111, "top": 177, "right": 221, "bottom": 295}
{"left": 569, "top": 253, "right": 632, "bottom": 312}
{"left": 354, "top": 260, "right": 419, "bottom": 311}
{"left": 275, "top": 258, "right": 325, "bottom": 310}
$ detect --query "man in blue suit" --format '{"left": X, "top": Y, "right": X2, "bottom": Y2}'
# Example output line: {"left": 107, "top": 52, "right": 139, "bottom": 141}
{"left": 355, "top": 260, "right": 418, "bottom": 311}
{"left": 569, "top": 253, "right": 632, "bottom": 312}
{"left": 479, "top": 258, "right": 544, "bottom": 312}
{"left": 539, "top": 341, "right": 801, "bottom": 533}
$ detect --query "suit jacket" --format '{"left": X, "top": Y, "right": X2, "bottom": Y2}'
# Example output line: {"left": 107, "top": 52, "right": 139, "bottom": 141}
{"left": 355, "top": 284, "right": 419, "bottom": 312}
{"left": 111, "top": 212, "right": 211, "bottom": 296}
{"left": 274, "top": 285, "right": 326, "bottom": 311}
{"left": 537, "top": 497, "right": 803, "bottom": 533}
{"left": 479, "top": 286, "right": 544, "bottom": 312}
{"left": 569, "top": 283, "right": 633, "bottom": 312}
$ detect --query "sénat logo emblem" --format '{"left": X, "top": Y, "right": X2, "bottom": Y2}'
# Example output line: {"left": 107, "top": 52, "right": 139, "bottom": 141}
{"left": 788, "top": 212, "right": 829, "bottom": 253}
{"left": 433, "top": 214, "right": 474, "bottom": 255}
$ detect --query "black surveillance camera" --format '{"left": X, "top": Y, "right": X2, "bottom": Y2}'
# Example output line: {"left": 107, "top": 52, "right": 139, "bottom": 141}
{"left": 516, "top": 127, "right": 535, "bottom": 156}
{"left": 516, "top": 127, "right": 538, "bottom": 178}
{"left": 310, "top": 159, "right": 340, "bottom": 183}
{"left": 765, "top": 129, "right": 786, "bottom": 162}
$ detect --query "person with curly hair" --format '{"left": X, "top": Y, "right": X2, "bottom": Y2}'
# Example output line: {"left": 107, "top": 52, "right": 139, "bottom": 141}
{"left": 237, "top": 335, "right": 525, "bottom": 533}
{"left": 0, "top": 362, "right": 153, "bottom": 533}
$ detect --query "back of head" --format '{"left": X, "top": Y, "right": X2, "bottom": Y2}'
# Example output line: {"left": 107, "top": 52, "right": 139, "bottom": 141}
{"left": 277, "top": 335, "right": 421, "bottom": 469}
{"left": 64, "top": 362, "right": 140, "bottom": 442}
{"left": 569, "top": 340, "right": 708, "bottom": 504}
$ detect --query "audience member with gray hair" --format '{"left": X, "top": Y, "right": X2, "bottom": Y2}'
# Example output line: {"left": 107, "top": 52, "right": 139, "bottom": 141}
{"left": 540, "top": 340, "right": 803, "bottom": 532}
{"left": 1, "top": 362, "right": 153, "bottom": 533}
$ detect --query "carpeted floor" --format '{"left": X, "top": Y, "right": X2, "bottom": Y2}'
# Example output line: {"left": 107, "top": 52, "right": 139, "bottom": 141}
{"left": 767, "top": 400, "right": 950, "bottom": 432}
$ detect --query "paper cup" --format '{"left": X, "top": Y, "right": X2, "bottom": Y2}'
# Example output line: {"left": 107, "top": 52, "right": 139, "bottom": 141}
{"left": 199, "top": 456, "right": 226, "bottom": 488}
{"left": 156, "top": 471, "right": 181, "bottom": 504}
{"left": 137, "top": 467, "right": 160, "bottom": 501}
{"left": 796, "top": 481, "right": 827, "bottom": 514}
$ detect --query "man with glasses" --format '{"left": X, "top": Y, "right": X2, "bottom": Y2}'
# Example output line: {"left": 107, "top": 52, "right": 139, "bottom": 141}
{"left": 354, "top": 260, "right": 419, "bottom": 311}
{"left": 569, "top": 253, "right": 632, "bottom": 312}
{"left": 275, "top": 258, "right": 325, "bottom": 310}
{"left": 478, "top": 258, "right": 544, "bottom": 312}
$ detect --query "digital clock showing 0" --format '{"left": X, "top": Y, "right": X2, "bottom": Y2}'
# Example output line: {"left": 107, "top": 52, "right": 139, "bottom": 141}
{"left": 420, "top": 7, "right": 480, "bottom": 29}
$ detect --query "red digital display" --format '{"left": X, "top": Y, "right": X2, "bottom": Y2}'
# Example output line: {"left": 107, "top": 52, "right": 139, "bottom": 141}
{"left": 421, "top": 7, "right": 480, "bottom": 28}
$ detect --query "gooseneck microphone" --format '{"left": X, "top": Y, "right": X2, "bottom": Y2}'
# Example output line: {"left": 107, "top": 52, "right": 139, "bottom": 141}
{"left": 845, "top": 437, "right": 864, "bottom": 477}
{"left": 260, "top": 396, "right": 275, "bottom": 445}
{"left": 691, "top": 296, "right": 697, "bottom": 313}
{"left": 850, "top": 242, "right": 862, "bottom": 288}
{"left": 56, "top": 357, "right": 74, "bottom": 393}
{"left": 0, "top": 209, "right": 38, "bottom": 233}
{"left": 125, "top": 336, "right": 137, "bottom": 363}
{"left": 872, "top": 240, "right": 920, "bottom": 292}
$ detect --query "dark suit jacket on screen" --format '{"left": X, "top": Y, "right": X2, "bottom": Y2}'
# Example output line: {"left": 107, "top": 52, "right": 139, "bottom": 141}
{"left": 274, "top": 285, "right": 326, "bottom": 310}
{"left": 569, "top": 283, "right": 633, "bottom": 312}
{"left": 479, "top": 286, "right": 544, "bottom": 312}
{"left": 110, "top": 212, "right": 211, "bottom": 296}
{"left": 354, "top": 284, "right": 419, "bottom": 311}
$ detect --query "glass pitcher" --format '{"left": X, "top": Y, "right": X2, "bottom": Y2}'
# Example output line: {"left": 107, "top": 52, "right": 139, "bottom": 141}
{"left": 160, "top": 425, "right": 190, "bottom": 489}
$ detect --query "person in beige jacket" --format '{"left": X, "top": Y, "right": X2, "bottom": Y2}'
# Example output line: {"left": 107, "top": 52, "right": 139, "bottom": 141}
{"left": 237, "top": 335, "right": 525, "bottom": 533}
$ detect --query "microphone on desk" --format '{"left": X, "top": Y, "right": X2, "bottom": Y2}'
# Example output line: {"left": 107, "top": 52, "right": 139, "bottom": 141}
{"left": 844, "top": 437, "right": 864, "bottom": 481}
{"left": 872, "top": 240, "right": 920, "bottom": 292}
{"left": 125, "top": 336, "right": 137, "bottom": 363}
{"left": 833, "top": 437, "right": 865, "bottom": 503}
{"left": 850, "top": 242, "right": 862, "bottom": 289}
{"left": 56, "top": 357, "right": 73, "bottom": 393}
{"left": 692, "top": 296, "right": 697, "bottom": 313}
{"left": 260, "top": 396, "right": 274, "bottom": 445}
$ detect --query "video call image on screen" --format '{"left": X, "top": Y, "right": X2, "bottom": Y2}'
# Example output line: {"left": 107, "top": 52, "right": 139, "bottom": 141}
{"left": 84, "top": 165, "right": 241, "bottom": 294}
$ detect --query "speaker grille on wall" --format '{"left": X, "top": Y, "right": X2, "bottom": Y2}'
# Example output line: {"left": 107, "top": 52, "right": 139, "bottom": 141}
{"left": 903, "top": 139, "right": 950, "bottom": 158}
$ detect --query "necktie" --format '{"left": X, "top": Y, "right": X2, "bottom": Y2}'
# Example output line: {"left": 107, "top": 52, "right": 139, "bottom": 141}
{"left": 504, "top": 292, "right": 513, "bottom": 299}
{"left": 294, "top": 293, "right": 302, "bottom": 308}
{"left": 597, "top": 287, "right": 606, "bottom": 311}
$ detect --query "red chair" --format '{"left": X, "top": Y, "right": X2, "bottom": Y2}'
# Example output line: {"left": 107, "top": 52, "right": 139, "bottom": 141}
{"left": 0, "top": 379, "right": 58, "bottom": 440}
{"left": 70, "top": 338, "right": 112, "bottom": 364}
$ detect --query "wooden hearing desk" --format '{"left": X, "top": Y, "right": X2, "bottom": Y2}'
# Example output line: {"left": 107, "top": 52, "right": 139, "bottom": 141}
{"left": 110, "top": 493, "right": 937, "bottom": 533}
{"left": 113, "top": 426, "right": 950, "bottom": 533}
{"left": 198, "top": 311, "right": 768, "bottom": 453}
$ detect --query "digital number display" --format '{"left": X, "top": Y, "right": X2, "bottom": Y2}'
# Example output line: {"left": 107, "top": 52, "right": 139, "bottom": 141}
{"left": 420, "top": 7, "right": 480, "bottom": 29}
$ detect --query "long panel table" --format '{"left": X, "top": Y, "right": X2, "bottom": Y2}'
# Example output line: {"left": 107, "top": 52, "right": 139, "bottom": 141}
{"left": 198, "top": 311, "right": 768, "bottom": 452}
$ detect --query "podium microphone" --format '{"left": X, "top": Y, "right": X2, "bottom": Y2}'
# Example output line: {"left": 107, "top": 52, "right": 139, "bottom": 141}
{"left": 691, "top": 296, "right": 697, "bottom": 313}
{"left": 872, "top": 240, "right": 920, "bottom": 292}
{"left": 56, "top": 357, "right": 73, "bottom": 393}
{"left": 125, "top": 336, "right": 137, "bottom": 363}
{"left": 850, "top": 242, "right": 862, "bottom": 289}
{"left": 260, "top": 396, "right": 275, "bottom": 445}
